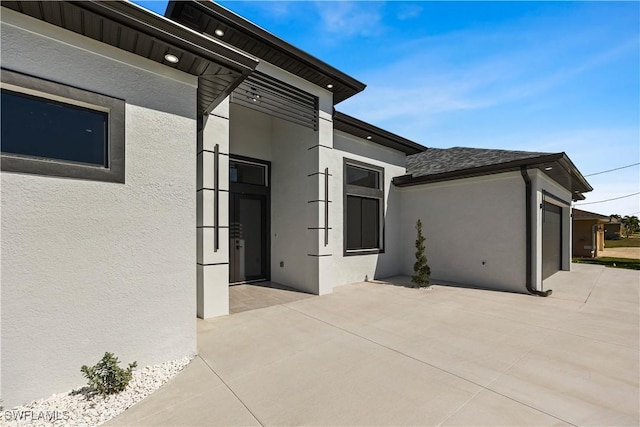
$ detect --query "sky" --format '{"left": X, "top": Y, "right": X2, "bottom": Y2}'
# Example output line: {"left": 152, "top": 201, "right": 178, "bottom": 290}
{"left": 136, "top": 1, "right": 639, "bottom": 217}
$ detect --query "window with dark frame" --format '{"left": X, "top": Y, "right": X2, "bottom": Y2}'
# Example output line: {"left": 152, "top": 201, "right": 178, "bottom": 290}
{"left": 0, "top": 69, "right": 125, "bottom": 183}
{"left": 2, "top": 89, "right": 108, "bottom": 166}
{"left": 344, "top": 160, "right": 384, "bottom": 254}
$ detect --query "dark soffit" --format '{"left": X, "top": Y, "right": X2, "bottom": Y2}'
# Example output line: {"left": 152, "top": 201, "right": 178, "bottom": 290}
{"left": 2, "top": 0, "right": 259, "bottom": 114}
{"left": 334, "top": 112, "right": 426, "bottom": 155}
{"left": 166, "top": 0, "right": 366, "bottom": 105}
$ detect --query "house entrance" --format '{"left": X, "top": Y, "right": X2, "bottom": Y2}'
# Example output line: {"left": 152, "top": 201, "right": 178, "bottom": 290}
{"left": 229, "top": 157, "right": 270, "bottom": 283}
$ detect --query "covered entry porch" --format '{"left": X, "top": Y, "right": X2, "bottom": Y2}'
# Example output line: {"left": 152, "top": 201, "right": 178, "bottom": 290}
{"left": 196, "top": 63, "right": 336, "bottom": 319}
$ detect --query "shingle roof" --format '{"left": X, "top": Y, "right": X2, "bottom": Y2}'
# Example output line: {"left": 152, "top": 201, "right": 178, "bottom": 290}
{"left": 406, "top": 147, "right": 553, "bottom": 178}
{"left": 396, "top": 146, "right": 592, "bottom": 201}
{"left": 572, "top": 208, "right": 610, "bottom": 220}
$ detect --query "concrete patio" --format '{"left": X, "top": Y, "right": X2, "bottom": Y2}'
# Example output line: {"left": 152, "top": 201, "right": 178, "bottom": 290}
{"left": 109, "top": 263, "right": 639, "bottom": 426}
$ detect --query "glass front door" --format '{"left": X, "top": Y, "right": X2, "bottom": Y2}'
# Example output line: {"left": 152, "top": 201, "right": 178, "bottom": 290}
{"left": 229, "top": 158, "right": 270, "bottom": 283}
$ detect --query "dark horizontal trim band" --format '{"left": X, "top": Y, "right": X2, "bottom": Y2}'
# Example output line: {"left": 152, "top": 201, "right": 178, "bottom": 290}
{"left": 208, "top": 112, "right": 229, "bottom": 120}
{"left": 197, "top": 262, "right": 229, "bottom": 266}
{"left": 344, "top": 249, "right": 384, "bottom": 256}
{"left": 308, "top": 144, "right": 333, "bottom": 151}
{"left": 199, "top": 149, "right": 229, "bottom": 156}
{"left": 308, "top": 227, "right": 333, "bottom": 230}
{"left": 307, "top": 200, "right": 332, "bottom": 204}
{"left": 307, "top": 254, "right": 333, "bottom": 257}
{"left": 198, "top": 188, "right": 229, "bottom": 192}
{"left": 308, "top": 172, "right": 333, "bottom": 177}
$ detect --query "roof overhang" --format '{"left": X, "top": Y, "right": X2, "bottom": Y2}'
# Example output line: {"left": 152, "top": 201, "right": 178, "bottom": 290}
{"left": 165, "top": 0, "right": 366, "bottom": 104}
{"left": 1, "top": 0, "right": 259, "bottom": 114}
{"left": 394, "top": 152, "right": 593, "bottom": 201}
{"left": 572, "top": 209, "right": 611, "bottom": 222}
{"left": 334, "top": 112, "right": 426, "bottom": 155}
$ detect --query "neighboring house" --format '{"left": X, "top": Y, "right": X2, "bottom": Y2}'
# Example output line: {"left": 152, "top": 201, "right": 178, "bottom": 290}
{"left": 604, "top": 221, "right": 623, "bottom": 239}
{"left": 0, "top": 0, "right": 592, "bottom": 406}
{"left": 572, "top": 209, "right": 609, "bottom": 257}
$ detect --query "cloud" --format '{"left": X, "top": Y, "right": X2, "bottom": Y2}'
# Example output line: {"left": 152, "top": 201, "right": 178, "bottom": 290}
{"left": 340, "top": 27, "right": 638, "bottom": 127}
{"left": 312, "top": 1, "right": 384, "bottom": 38}
{"left": 396, "top": 4, "right": 423, "bottom": 20}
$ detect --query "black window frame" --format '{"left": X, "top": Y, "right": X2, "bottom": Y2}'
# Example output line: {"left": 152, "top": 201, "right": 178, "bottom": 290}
{"left": 1, "top": 69, "right": 125, "bottom": 183}
{"left": 343, "top": 158, "right": 385, "bottom": 256}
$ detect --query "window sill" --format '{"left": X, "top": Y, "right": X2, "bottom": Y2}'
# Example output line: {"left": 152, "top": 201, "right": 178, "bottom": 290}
{"left": 344, "top": 248, "right": 385, "bottom": 256}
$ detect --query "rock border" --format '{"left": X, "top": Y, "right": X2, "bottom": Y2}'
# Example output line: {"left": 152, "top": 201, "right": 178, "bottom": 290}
{"left": 3, "top": 356, "right": 193, "bottom": 426}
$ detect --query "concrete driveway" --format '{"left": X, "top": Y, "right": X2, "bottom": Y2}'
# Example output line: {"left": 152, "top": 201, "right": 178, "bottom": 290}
{"left": 600, "top": 246, "right": 640, "bottom": 259}
{"left": 109, "top": 263, "right": 639, "bottom": 426}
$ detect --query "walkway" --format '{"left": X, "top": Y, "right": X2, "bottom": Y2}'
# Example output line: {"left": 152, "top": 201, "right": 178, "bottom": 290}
{"left": 229, "top": 281, "right": 313, "bottom": 314}
{"left": 109, "top": 264, "right": 639, "bottom": 426}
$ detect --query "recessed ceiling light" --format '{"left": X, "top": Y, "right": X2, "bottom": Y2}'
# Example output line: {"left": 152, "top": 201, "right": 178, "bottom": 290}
{"left": 544, "top": 166, "right": 553, "bottom": 171}
{"left": 214, "top": 29, "right": 225, "bottom": 37}
{"left": 327, "top": 84, "right": 333, "bottom": 89}
{"left": 164, "top": 53, "right": 179, "bottom": 64}
{"left": 366, "top": 136, "right": 372, "bottom": 140}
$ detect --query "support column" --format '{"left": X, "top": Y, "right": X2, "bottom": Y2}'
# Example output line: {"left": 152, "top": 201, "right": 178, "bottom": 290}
{"left": 197, "top": 99, "right": 230, "bottom": 318}
{"left": 306, "top": 112, "right": 335, "bottom": 295}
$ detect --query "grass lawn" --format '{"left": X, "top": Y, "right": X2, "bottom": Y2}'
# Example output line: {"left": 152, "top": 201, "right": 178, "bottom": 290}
{"left": 604, "top": 236, "right": 640, "bottom": 248}
{"left": 573, "top": 257, "right": 640, "bottom": 270}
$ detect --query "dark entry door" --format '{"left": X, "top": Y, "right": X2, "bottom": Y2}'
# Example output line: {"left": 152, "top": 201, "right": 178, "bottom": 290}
{"left": 230, "top": 193, "right": 268, "bottom": 282}
{"left": 229, "top": 158, "right": 270, "bottom": 283}
{"left": 542, "top": 202, "right": 562, "bottom": 280}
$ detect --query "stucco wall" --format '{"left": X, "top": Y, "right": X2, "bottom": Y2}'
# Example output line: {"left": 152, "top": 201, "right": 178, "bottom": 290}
{"left": 530, "top": 169, "right": 573, "bottom": 288}
{"left": 1, "top": 10, "right": 197, "bottom": 406}
{"left": 229, "top": 103, "right": 274, "bottom": 161}
{"left": 329, "top": 131, "right": 407, "bottom": 286}
{"left": 271, "top": 118, "right": 317, "bottom": 292}
{"left": 400, "top": 172, "right": 528, "bottom": 293}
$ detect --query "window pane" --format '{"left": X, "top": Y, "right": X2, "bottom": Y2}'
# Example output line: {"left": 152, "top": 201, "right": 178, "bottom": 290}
{"left": 230, "top": 161, "right": 266, "bottom": 186}
{"left": 1, "top": 89, "right": 107, "bottom": 166}
{"left": 346, "top": 196, "right": 362, "bottom": 250}
{"left": 346, "top": 165, "right": 379, "bottom": 188}
{"left": 346, "top": 196, "right": 380, "bottom": 250}
{"left": 361, "top": 198, "right": 379, "bottom": 248}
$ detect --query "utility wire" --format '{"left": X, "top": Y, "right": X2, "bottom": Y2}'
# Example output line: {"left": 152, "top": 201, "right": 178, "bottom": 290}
{"left": 574, "top": 192, "right": 640, "bottom": 205}
{"left": 584, "top": 162, "right": 640, "bottom": 177}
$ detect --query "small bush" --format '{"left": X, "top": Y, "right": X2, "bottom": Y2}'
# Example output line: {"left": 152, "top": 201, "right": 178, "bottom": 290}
{"left": 81, "top": 352, "right": 137, "bottom": 396}
{"left": 412, "top": 219, "right": 431, "bottom": 288}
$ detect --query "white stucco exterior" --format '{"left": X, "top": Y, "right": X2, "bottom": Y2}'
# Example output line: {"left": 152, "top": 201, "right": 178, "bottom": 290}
{"left": 330, "top": 131, "right": 407, "bottom": 285}
{"left": 529, "top": 168, "right": 573, "bottom": 290}
{"left": 1, "top": 10, "right": 198, "bottom": 406}
{"left": 228, "top": 109, "right": 410, "bottom": 293}
{"left": 400, "top": 172, "right": 528, "bottom": 293}
{"left": 1, "top": 1, "right": 584, "bottom": 408}
{"left": 399, "top": 169, "right": 573, "bottom": 294}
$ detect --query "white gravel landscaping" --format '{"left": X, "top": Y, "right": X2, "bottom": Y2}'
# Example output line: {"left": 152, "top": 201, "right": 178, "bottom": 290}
{"left": 3, "top": 356, "right": 193, "bottom": 427}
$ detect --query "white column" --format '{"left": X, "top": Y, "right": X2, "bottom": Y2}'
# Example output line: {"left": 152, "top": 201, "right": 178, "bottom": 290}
{"left": 305, "top": 112, "right": 335, "bottom": 295}
{"left": 197, "top": 99, "right": 230, "bottom": 318}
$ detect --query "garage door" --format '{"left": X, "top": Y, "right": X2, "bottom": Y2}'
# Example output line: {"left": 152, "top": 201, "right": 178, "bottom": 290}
{"left": 542, "top": 202, "right": 562, "bottom": 280}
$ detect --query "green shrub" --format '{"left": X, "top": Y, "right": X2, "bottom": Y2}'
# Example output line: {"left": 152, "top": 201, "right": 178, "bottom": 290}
{"left": 81, "top": 352, "right": 137, "bottom": 396}
{"left": 411, "top": 219, "right": 431, "bottom": 288}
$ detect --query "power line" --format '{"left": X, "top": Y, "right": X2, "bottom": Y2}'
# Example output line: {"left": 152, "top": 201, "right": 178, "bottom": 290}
{"left": 584, "top": 162, "right": 640, "bottom": 177}
{"left": 574, "top": 192, "right": 640, "bottom": 205}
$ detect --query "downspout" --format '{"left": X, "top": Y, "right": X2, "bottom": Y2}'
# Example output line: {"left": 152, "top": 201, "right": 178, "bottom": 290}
{"left": 591, "top": 224, "right": 598, "bottom": 258}
{"left": 520, "top": 166, "right": 552, "bottom": 297}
